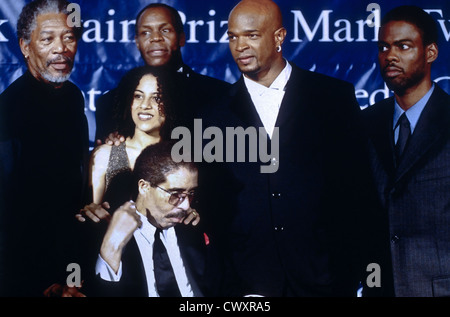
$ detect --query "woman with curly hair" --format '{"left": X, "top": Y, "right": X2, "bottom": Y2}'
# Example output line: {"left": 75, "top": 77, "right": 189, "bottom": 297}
{"left": 89, "top": 66, "right": 177, "bottom": 209}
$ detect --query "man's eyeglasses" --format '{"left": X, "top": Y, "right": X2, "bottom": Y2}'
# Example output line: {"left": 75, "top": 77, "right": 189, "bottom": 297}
{"left": 156, "top": 185, "right": 197, "bottom": 207}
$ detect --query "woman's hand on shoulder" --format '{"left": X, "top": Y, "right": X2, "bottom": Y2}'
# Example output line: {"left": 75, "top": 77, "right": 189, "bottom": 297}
{"left": 96, "top": 131, "right": 125, "bottom": 147}
{"left": 76, "top": 201, "right": 112, "bottom": 223}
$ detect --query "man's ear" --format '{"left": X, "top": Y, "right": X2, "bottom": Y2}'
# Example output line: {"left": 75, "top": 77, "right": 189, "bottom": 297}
{"left": 426, "top": 43, "right": 438, "bottom": 64}
{"left": 274, "top": 27, "right": 287, "bottom": 48}
{"left": 19, "top": 38, "right": 30, "bottom": 60}
{"left": 138, "top": 179, "right": 151, "bottom": 194}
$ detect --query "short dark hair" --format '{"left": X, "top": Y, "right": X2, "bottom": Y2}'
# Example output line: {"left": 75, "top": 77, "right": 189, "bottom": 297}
{"left": 17, "top": 0, "right": 82, "bottom": 43}
{"left": 132, "top": 141, "right": 197, "bottom": 198}
{"left": 380, "top": 5, "right": 439, "bottom": 47}
{"left": 135, "top": 3, "right": 184, "bottom": 35}
{"left": 113, "top": 65, "right": 178, "bottom": 140}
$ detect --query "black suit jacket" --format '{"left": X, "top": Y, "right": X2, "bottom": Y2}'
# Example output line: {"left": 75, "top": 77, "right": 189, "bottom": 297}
{"left": 198, "top": 62, "right": 373, "bottom": 296}
{"left": 362, "top": 84, "right": 450, "bottom": 297}
{"left": 85, "top": 223, "right": 222, "bottom": 297}
{"left": 94, "top": 64, "right": 231, "bottom": 141}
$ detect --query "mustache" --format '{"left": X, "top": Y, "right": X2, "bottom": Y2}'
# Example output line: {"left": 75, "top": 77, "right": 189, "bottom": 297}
{"left": 46, "top": 55, "right": 73, "bottom": 67}
{"left": 383, "top": 63, "right": 403, "bottom": 72}
{"left": 145, "top": 208, "right": 187, "bottom": 223}
{"left": 165, "top": 211, "right": 187, "bottom": 219}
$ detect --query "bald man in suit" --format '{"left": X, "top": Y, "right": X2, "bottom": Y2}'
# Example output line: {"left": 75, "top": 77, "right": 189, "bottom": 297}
{"left": 197, "top": 0, "right": 374, "bottom": 297}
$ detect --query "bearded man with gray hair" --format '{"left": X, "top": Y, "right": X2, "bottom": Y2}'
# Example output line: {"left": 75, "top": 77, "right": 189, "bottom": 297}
{"left": 0, "top": 0, "right": 88, "bottom": 296}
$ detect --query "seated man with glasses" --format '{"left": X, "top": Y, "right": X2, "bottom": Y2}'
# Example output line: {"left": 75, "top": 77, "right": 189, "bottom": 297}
{"left": 85, "top": 141, "right": 221, "bottom": 297}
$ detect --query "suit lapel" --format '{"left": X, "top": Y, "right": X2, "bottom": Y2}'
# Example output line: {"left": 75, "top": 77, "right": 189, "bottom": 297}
{"left": 230, "top": 65, "right": 310, "bottom": 139}
{"left": 175, "top": 225, "right": 206, "bottom": 296}
{"left": 229, "top": 77, "right": 265, "bottom": 128}
{"left": 275, "top": 63, "right": 307, "bottom": 129}
{"left": 395, "top": 85, "right": 450, "bottom": 182}
{"left": 122, "top": 237, "right": 149, "bottom": 296}
{"left": 368, "top": 98, "right": 397, "bottom": 177}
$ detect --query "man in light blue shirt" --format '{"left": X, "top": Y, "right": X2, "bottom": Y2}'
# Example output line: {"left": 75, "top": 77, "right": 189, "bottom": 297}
{"left": 393, "top": 84, "right": 434, "bottom": 144}
{"left": 362, "top": 6, "right": 450, "bottom": 297}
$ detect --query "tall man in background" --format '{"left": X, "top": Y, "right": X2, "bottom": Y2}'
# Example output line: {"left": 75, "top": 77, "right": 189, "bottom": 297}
{"left": 0, "top": 0, "right": 88, "bottom": 296}
{"left": 95, "top": 3, "right": 230, "bottom": 143}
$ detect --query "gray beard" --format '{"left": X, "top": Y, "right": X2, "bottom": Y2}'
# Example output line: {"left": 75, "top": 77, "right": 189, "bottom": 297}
{"left": 42, "top": 70, "right": 72, "bottom": 84}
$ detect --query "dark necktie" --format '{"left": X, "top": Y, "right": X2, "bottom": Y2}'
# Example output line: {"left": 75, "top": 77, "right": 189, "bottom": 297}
{"left": 395, "top": 113, "right": 411, "bottom": 164}
{"left": 153, "top": 229, "right": 181, "bottom": 297}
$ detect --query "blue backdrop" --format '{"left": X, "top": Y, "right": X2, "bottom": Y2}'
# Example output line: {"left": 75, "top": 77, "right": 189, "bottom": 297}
{"left": 1, "top": 0, "right": 449, "bottom": 146}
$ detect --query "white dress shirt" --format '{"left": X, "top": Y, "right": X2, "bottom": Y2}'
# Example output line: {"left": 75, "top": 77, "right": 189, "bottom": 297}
{"left": 243, "top": 61, "right": 292, "bottom": 139}
{"left": 95, "top": 210, "right": 194, "bottom": 297}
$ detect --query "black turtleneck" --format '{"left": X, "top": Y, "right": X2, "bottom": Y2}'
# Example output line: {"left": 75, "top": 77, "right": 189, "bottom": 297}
{"left": 0, "top": 71, "right": 89, "bottom": 296}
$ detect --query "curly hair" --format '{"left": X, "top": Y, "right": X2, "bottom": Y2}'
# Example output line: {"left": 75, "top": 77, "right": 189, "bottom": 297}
{"left": 17, "top": 0, "right": 82, "bottom": 43}
{"left": 113, "top": 65, "right": 178, "bottom": 140}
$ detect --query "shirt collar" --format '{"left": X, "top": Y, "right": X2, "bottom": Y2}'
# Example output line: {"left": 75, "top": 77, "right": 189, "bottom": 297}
{"left": 393, "top": 83, "right": 435, "bottom": 133}
{"left": 136, "top": 209, "right": 173, "bottom": 240}
{"left": 136, "top": 210, "right": 157, "bottom": 237}
{"left": 243, "top": 60, "right": 292, "bottom": 95}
